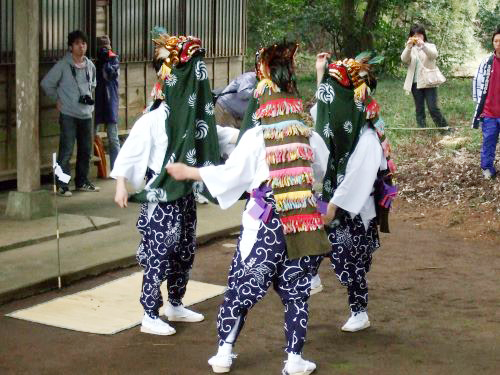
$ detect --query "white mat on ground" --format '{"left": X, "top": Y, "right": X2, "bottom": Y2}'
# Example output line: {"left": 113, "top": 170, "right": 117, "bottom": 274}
{"left": 6, "top": 272, "right": 225, "bottom": 335}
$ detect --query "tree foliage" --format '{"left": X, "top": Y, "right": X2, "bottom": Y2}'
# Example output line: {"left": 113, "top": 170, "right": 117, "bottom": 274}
{"left": 247, "top": 0, "right": 481, "bottom": 76}
{"left": 474, "top": 0, "right": 500, "bottom": 51}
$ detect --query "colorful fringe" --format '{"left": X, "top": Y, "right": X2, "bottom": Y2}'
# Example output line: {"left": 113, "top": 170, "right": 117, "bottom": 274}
{"left": 373, "top": 117, "right": 385, "bottom": 137}
{"left": 256, "top": 98, "right": 303, "bottom": 119}
{"left": 365, "top": 97, "right": 380, "bottom": 119}
{"left": 150, "top": 82, "right": 165, "bottom": 100}
{"left": 268, "top": 167, "right": 314, "bottom": 189}
{"left": 381, "top": 139, "right": 391, "bottom": 159}
{"left": 354, "top": 82, "right": 368, "bottom": 101}
{"left": 266, "top": 143, "right": 314, "bottom": 165}
{"left": 254, "top": 78, "right": 280, "bottom": 98}
{"left": 274, "top": 190, "right": 316, "bottom": 212}
{"left": 262, "top": 120, "right": 312, "bottom": 141}
{"left": 280, "top": 213, "right": 323, "bottom": 234}
{"left": 387, "top": 159, "right": 397, "bottom": 173}
{"left": 159, "top": 63, "right": 172, "bottom": 81}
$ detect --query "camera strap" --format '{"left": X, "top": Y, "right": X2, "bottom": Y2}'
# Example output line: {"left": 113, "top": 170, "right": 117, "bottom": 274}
{"left": 69, "top": 63, "right": 92, "bottom": 96}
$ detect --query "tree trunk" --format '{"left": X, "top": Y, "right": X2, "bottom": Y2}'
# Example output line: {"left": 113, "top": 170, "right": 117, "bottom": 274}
{"left": 360, "top": 0, "right": 381, "bottom": 51}
{"left": 340, "top": 0, "right": 359, "bottom": 57}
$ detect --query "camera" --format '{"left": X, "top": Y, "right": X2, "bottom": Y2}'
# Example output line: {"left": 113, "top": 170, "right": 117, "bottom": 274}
{"left": 79, "top": 95, "right": 95, "bottom": 105}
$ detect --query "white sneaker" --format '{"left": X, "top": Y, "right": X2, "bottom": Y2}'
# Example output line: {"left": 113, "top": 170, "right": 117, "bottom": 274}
{"left": 341, "top": 311, "right": 370, "bottom": 332}
{"left": 164, "top": 302, "right": 205, "bottom": 322}
{"left": 208, "top": 353, "right": 237, "bottom": 373}
{"left": 482, "top": 169, "right": 494, "bottom": 180}
{"left": 195, "top": 192, "right": 209, "bottom": 204}
{"left": 140, "top": 314, "right": 176, "bottom": 335}
{"left": 310, "top": 274, "right": 323, "bottom": 296}
{"left": 282, "top": 357, "right": 316, "bottom": 375}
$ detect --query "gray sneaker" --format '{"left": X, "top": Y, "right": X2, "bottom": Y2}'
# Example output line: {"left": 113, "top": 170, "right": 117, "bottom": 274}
{"left": 57, "top": 187, "right": 72, "bottom": 197}
{"left": 76, "top": 182, "right": 100, "bottom": 192}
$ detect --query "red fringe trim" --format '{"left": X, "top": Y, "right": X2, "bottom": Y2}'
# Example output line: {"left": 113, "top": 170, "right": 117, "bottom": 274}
{"left": 256, "top": 98, "right": 303, "bottom": 119}
{"left": 280, "top": 213, "right": 323, "bottom": 234}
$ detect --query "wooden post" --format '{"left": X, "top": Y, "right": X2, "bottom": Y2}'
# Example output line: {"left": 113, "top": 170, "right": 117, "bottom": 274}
{"left": 6, "top": 0, "right": 53, "bottom": 219}
{"left": 14, "top": 0, "right": 40, "bottom": 192}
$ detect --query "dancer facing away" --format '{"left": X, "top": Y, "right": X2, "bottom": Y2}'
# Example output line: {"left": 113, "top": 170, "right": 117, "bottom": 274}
{"left": 167, "top": 41, "right": 330, "bottom": 375}
{"left": 112, "top": 28, "right": 238, "bottom": 336}
{"left": 312, "top": 51, "right": 396, "bottom": 332}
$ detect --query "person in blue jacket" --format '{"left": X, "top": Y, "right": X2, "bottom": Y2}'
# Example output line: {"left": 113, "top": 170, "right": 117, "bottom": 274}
{"left": 95, "top": 35, "right": 121, "bottom": 171}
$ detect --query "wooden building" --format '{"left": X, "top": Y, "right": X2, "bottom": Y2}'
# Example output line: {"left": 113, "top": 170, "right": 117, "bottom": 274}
{"left": 0, "top": 0, "right": 247, "bottom": 218}
{"left": 0, "top": 0, "right": 247, "bottom": 181}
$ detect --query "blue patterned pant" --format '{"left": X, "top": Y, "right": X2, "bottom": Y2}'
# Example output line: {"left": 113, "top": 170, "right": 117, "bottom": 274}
{"left": 136, "top": 194, "right": 197, "bottom": 319}
{"left": 217, "top": 195, "right": 322, "bottom": 354}
{"left": 325, "top": 214, "right": 380, "bottom": 313}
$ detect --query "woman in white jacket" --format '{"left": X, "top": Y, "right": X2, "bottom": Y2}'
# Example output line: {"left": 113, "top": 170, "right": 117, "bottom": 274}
{"left": 401, "top": 24, "right": 448, "bottom": 129}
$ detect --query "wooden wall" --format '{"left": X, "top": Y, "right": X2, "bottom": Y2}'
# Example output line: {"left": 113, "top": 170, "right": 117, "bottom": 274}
{"left": 0, "top": 57, "right": 244, "bottom": 182}
{"left": 0, "top": 0, "right": 245, "bottom": 181}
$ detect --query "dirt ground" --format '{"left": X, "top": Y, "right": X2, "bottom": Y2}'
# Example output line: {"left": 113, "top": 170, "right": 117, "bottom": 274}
{"left": 0, "top": 208, "right": 499, "bottom": 375}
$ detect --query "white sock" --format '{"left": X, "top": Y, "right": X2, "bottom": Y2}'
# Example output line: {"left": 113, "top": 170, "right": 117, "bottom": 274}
{"left": 216, "top": 316, "right": 240, "bottom": 356}
{"left": 217, "top": 342, "right": 233, "bottom": 356}
{"left": 167, "top": 302, "right": 186, "bottom": 313}
{"left": 287, "top": 353, "right": 302, "bottom": 363}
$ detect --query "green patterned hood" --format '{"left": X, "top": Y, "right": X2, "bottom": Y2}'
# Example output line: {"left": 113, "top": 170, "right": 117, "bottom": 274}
{"left": 130, "top": 52, "right": 220, "bottom": 203}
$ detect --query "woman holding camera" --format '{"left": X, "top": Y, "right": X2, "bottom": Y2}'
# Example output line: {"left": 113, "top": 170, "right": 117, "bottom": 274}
{"left": 401, "top": 24, "right": 448, "bottom": 129}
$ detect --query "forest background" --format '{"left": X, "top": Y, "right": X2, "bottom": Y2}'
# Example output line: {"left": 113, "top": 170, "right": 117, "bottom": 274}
{"left": 246, "top": 0, "right": 500, "bottom": 76}
{"left": 246, "top": 0, "right": 500, "bottom": 238}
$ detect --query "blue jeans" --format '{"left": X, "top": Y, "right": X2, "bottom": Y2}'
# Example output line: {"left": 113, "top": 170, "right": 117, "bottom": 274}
{"left": 481, "top": 117, "right": 500, "bottom": 175}
{"left": 58, "top": 113, "right": 93, "bottom": 188}
{"left": 95, "top": 123, "right": 120, "bottom": 170}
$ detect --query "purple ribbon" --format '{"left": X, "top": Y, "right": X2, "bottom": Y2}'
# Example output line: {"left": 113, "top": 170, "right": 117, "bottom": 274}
{"left": 316, "top": 199, "right": 328, "bottom": 215}
{"left": 379, "top": 183, "right": 398, "bottom": 209}
{"left": 248, "top": 185, "right": 273, "bottom": 222}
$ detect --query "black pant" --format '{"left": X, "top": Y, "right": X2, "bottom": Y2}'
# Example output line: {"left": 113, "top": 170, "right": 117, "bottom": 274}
{"left": 57, "top": 113, "right": 92, "bottom": 188}
{"left": 411, "top": 83, "right": 448, "bottom": 128}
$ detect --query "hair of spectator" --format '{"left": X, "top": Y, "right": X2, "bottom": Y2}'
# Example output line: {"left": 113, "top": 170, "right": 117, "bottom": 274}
{"left": 68, "top": 30, "right": 88, "bottom": 47}
{"left": 408, "top": 24, "right": 428, "bottom": 42}
{"left": 492, "top": 27, "right": 500, "bottom": 43}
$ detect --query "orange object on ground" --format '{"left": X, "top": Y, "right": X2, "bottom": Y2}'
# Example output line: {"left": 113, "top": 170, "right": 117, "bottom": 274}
{"left": 94, "top": 135, "right": 108, "bottom": 178}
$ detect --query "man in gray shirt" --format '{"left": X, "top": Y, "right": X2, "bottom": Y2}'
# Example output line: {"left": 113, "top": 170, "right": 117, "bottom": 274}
{"left": 41, "top": 30, "right": 99, "bottom": 196}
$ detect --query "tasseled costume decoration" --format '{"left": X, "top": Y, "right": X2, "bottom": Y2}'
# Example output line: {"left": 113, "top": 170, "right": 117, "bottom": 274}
{"left": 262, "top": 121, "right": 312, "bottom": 140}
{"left": 365, "top": 97, "right": 380, "bottom": 119}
{"left": 255, "top": 98, "right": 303, "bottom": 119}
{"left": 268, "top": 167, "right": 314, "bottom": 189}
{"left": 266, "top": 143, "right": 314, "bottom": 165}
{"left": 251, "top": 40, "right": 330, "bottom": 258}
{"left": 281, "top": 213, "right": 324, "bottom": 234}
{"left": 151, "top": 82, "right": 165, "bottom": 100}
{"left": 274, "top": 190, "right": 316, "bottom": 213}
{"left": 254, "top": 78, "right": 280, "bottom": 98}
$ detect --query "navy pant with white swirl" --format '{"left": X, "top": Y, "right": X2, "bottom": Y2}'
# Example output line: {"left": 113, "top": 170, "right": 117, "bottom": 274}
{"left": 136, "top": 194, "right": 197, "bottom": 319}
{"left": 325, "top": 214, "right": 380, "bottom": 313}
{"left": 217, "top": 196, "right": 322, "bottom": 354}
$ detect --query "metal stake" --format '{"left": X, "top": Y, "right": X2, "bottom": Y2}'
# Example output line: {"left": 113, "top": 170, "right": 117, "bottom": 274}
{"left": 53, "top": 154, "right": 62, "bottom": 289}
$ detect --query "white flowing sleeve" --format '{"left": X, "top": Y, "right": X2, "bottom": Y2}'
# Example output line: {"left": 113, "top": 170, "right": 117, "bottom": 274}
{"left": 216, "top": 125, "right": 239, "bottom": 157}
{"left": 331, "top": 130, "right": 382, "bottom": 215}
{"left": 309, "top": 130, "right": 329, "bottom": 182}
{"left": 310, "top": 103, "right": 318, "bottom": 124}
{"left": 110, "top": 114, "right": 153, "bottom": 190}
{"left": 200, "top": 127, "right": 266, "bottom": 209}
